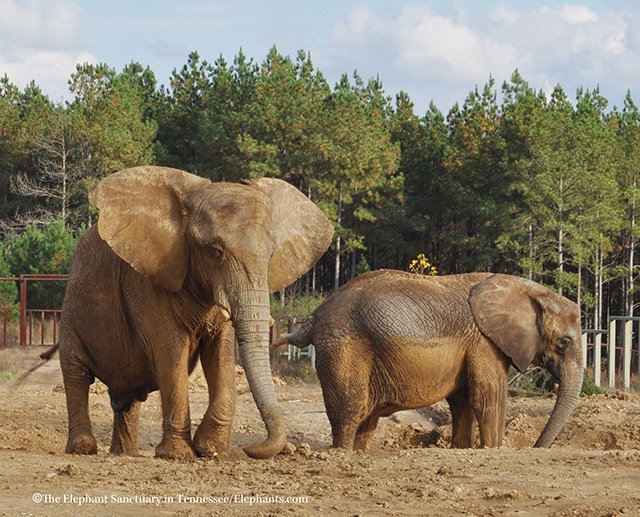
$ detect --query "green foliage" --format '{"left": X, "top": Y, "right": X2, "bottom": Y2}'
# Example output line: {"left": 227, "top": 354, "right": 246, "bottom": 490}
{"left": 270, "top": 355, "right": 317, "bottom": 383}
{"left": 1, "top": 367, "right": 22, "bottom": 381}
{"left": 0, "top": 247, "right": 18, "bottom": 306}
{"left": 6, "top": 219, "right": 81, "bottom": 308}
{"left": 355, "top": 254, "right": 371, "bottom": 276}
{"left": 581, "top": 369, "right": 604, "bottom": 396}
{"left": 509, "top": 367, "right": 604, "bottom": 397}
{"left": 509, "top": 367, "right": 556, "bottom": 397}
{"left": 2, "top": 51, "right": 640, "bottom": 324}
{"left": 270, "top": 292, "right": 324, "bottom": 320}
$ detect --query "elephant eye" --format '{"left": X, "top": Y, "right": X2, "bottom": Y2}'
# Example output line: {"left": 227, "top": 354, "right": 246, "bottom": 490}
{"left": 209, "top": 244, "right": 225, "bottom": 260}
{"left": 559, "top": 337, "right": 572, "bottom": 351}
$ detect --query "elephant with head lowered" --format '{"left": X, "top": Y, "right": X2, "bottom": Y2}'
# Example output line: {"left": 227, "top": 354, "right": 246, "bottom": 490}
{"left": 59, "top": 166, "right": 333, "bottom": 460}
{"left": 272, "top": 270, "right": 583, "bottom": 450}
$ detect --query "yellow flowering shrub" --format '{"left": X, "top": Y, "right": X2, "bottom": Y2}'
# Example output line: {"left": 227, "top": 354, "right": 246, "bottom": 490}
{"left": 408, "top": 254, "right": 437, "bottom": 276}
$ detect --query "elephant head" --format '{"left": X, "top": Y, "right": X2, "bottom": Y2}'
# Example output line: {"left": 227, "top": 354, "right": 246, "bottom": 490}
{"left": 469, "top": 274, "right": 583, "bottom": 447}
{"left": 89, "top": 166, "right": 333, "bottom": 458}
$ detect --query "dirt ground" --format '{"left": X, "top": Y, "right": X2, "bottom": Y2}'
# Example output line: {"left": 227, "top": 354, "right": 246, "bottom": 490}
{"left": 0, "top": 347, "right": 639, "bottom": 517}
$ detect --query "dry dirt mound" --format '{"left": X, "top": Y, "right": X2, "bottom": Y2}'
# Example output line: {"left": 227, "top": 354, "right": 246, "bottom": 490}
{"left": 1, "top": 347, "right": 639, "bottom": 516}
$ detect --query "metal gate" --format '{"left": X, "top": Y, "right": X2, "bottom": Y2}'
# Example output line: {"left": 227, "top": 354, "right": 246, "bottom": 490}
{"left": 0, "top": 274, "right": 68, "bottom": 348}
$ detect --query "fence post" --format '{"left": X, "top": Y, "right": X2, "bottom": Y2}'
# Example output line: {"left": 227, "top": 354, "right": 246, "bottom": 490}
{"left": 19, "top": 275, "right": 26, "bottom": 348}
{"left": 594, "top": 332, "right": 602, "bottom": 387}
{"left": 638, "top": 326, "right": 640, "bottom": 389}
{"left": 608, "top": 319, "right": 616, "bottom": 389}
{"left": 581, "top": 333, "right": 587, "bottom": 370}
{"left": 2, "top": 308, "right": 7, "bottom": 349}
{"left": 623, "top": 319, "right": 632, "bottom": 390}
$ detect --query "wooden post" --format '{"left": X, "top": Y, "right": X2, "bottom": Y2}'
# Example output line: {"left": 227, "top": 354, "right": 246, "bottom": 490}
{"left": 19, "top": 275, "right": 26, "bottom": 348}
{"left": 2, "top": 308, "right": 7, "bottom": 349}
{"left": 608, "top": 319, "right": 616, "bottom": 389}
{"left": 623, "top": 319, "right": 632, "bottom": 390}
{"left": 594, "top": 333, "right": 602, "bottom": 387}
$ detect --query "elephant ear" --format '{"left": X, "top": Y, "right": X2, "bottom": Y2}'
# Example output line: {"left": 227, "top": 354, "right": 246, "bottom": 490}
{"left": 469, "top": 274, "right": 548, "bottom": 373}
{"left": 248, "top": 178, "right": 334, "bottom": 293}
{"left": 89, "top": 166, "right": 210, "bottom": 292}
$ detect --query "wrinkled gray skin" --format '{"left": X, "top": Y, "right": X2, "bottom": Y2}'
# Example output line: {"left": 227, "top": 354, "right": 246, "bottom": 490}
{"left": 272, "top": 270, "right": 583, "bottom": 451}
{"left": 59, "top": 166, "right": 333, "bottom": 460}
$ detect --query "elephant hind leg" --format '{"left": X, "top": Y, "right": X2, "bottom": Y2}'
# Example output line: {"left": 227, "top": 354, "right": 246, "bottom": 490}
{"left": 353, "top": 413, "right": 380, "bottom": 451}
{"left": 324, "top": 383, "right": 368, "bottom": 450}
{"left": 448, "top": 391, "right": 477, "bottom": 448}
{"left": 318, "top": 340, "right": 372, "bottom": 451}
{"left": 110, "top": 399, "right": 141, "bottom": 455}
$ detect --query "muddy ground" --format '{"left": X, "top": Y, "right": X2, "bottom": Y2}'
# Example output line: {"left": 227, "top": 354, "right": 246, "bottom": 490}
{"left": 0, "top": 347, "right": 639, "bottom": 517}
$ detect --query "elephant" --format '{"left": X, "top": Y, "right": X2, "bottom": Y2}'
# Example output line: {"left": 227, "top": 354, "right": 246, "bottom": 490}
{"left": 271, "top": 269, "right": 583, "bottom": 451}
{"left": 59, "top": 166, "right": 333, "bottom": 460}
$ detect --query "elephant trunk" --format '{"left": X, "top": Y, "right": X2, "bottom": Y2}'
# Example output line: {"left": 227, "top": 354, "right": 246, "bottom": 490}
{"left": 533, "top": 362, "right": 583, "bottom": 447}
{"left": 234, "top": 289, "right": 287, "bottom": 459}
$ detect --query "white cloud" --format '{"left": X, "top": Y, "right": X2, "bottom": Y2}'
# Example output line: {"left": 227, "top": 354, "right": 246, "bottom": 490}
{"left": 328, "top": 3, "right": 638, "bottom": 110}
{"left": 0, "top": 0, "right": 91, "bottom": 99}
{"left": 561, "top": 5, "right": 599, "bottom": 24}
{"left": 0, "top": 0, "right": 84, "bottom": 50}
{"left": 0, "top": 49, "right": 96, "bottom": 100}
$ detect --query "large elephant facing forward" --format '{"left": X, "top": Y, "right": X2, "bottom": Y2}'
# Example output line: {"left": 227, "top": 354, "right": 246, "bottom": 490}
{"left": 272, "top": 270, "right": 583, "bottom": 450}
{"left": 59, "top": 166, "right": 333, "bottom": 460}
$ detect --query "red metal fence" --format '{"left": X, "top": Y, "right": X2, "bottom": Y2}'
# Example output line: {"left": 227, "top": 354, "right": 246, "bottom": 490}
{"left": 0, "top": 274, "right": 68, "bottom": 348}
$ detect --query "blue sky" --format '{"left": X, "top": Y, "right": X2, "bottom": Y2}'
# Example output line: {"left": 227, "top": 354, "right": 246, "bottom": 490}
{"left": 1, "top": 0, "right": 639, "bottom": 114}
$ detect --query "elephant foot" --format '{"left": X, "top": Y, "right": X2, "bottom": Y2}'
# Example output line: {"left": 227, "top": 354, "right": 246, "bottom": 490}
{"left": 109, "top": 438, "right": 138, "bottom": 456}
{"left": 193, "top": 425, "right": 230, "bottom": 458}
{"left": 155, "top": 437, "right": 197, "bottom": 460}
{"left": 66, "top": 433, "right": 98, "bottom": 455}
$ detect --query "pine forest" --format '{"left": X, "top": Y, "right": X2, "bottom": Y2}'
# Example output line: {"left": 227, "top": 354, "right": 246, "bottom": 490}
{"left": 1, "top": 47, "right": 640, "bottom": 328}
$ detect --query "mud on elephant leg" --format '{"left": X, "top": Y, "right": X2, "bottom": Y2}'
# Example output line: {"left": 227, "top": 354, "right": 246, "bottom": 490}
{"left": 60, "top": 351, "right": 97, "bottom": 455}
{"left": 154, "top": 342, "right": 197, "bottom": 460}
{"left": 469, "top": 364, "right": 509, "bottom": 447}
{"left": 318, "top": 349, "right": 372, "bottom": 450}
{"left": 353, "top": 413, "right": 380, "bottom": 451}
{"left": 193, "top": 323, "right": 236, "bottom": 458}
{"left": 448, "top": 391, "right": 477, "bottom": 448}
{"left": 110, "top": 400, "right": 141, "bottom": 455}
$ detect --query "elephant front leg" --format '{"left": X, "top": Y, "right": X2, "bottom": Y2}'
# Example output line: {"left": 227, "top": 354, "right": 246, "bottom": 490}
{"left": 193, "top": 322, "right": 236, "bottom": 458}
{"left": 470, "top": 365, "right": 508, "bottom": 448}
{"left": 60, "top": 349, "right": 97, "bottom": 455}
{"left": 110, "top": 400, "right": 141, "bottom": 455}
{"left": 154, "top": 342, "right": 197, "bottom": 460}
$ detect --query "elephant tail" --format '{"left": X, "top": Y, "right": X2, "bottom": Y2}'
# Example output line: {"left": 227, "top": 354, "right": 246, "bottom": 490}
{"left": 269, "top": 317, "right": 313, "bottom": 354}
{"left": 40, "top": 342, "right": 60, "bottom": 361}
{"left": 10, "top": 342, "right": 60, "bottom": 392}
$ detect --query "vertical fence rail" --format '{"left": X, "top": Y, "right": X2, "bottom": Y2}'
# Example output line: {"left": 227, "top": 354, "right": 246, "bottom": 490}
{"left": 582, "top": 316, "right": 640, "bottom": 391}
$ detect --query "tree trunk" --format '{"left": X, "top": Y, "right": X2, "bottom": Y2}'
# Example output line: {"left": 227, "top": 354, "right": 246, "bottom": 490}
{"left": 558, "top": 226, "right": 564, "bottom": 297}
{"left": 528, "top": 224, "right": 534, "bottom": 280}
{"left": 627, "top": 169, "right": 637, "bottom": 317}
{"left": 558, "top": 176, "right": 564, "bottom": 296}
{"left": 334, "top": 186, "right": 343, "bottom": 291}
{"left": 595, "top": 240, "right": 604, "bottom": 330}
